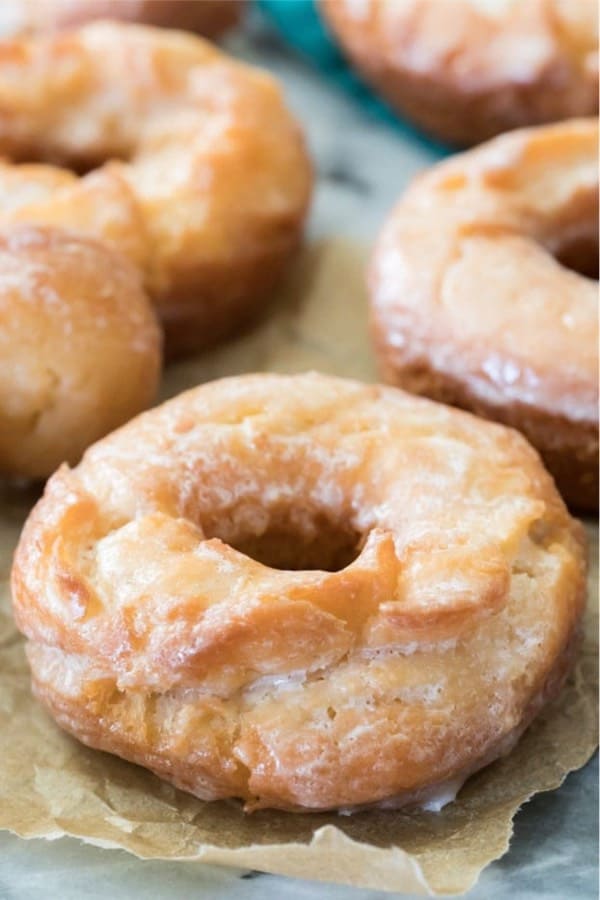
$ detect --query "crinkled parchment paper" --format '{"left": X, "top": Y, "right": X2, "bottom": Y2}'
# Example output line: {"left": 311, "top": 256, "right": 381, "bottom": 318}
{"left": 0, "top": 241, "right": 597, "bottom": 896}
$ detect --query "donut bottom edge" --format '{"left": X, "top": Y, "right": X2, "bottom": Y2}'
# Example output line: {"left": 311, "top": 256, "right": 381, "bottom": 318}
{"left": 25, "top": 620, "right": 582, "bottom": 815}
{"left": 157, "top": 239, "right": 302, "bottom": 360}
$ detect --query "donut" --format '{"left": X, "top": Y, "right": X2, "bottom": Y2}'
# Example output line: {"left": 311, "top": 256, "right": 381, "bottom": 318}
{"left": 11, "top": 372, "right": 586, "bottom": 812}
{"left": 0, "top": 22, "right": 312, "bottom": 357}
{"left": 0, "top": 225, "right": 161, "bottom": 479}
{"left": 370, "top": 119, "right": 599, "bottom": 511}
{"left": 0, "top": 0, "right": 244, "bottom": 39}
{"left": 319, "top": 0, "right": 599, "bottom": 146}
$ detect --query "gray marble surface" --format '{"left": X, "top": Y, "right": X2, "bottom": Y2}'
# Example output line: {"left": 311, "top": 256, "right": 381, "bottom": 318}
{"left": 2, "top": 8, "right": 598, "bottom": 899}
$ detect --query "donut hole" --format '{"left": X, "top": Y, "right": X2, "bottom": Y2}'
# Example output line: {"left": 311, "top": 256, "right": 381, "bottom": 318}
{"left": 8, "top": 145, "right": 130, "bottom": 177}
{"left": 552, "top": 233, "right": 599, "bottom": 281}
{"left": 545, "top": 194, "right": 599, "bottom": 281}
{"left": 204, "top": 508, "right": 363, "bottom": 572}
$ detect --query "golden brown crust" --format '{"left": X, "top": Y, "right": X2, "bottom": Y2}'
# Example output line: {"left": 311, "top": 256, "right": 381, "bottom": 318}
{"left": 370, "top": 119, "right": 599, "bottom": 511}
{"left": 0, "top": 23, "right": 312, "bottom": 357}
{"left": 11, "top": 372, "right": 587, "bottom": 811}
{"left": 320, "top": 0, "right": 599, "bottom": 146}
{"left": 0, "top": 0, "right": 244, "bottom": 40}
{"left": 0, "top": 225, "right": 161, "bottom": 478}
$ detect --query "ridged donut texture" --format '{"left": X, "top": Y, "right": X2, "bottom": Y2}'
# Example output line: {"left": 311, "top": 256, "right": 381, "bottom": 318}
{"left": 370, "top": 119, "right": 599, "bottom": 511}
{"left": 11, "top": 373, "right": 587, "bottom": 812}
{"left": 320, "top": 0, "right": 599, "bottom": 146}
{"left": 0, "top": 22, "right": 312, "bottom": 356}
{"left": 0, "top": 0, "right": 244, "bottom": 39}
{"left": 0, "top": 225, "right": 161, "bottom": 479}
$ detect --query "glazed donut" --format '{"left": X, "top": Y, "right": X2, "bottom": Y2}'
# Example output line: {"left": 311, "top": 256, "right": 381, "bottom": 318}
{"left": 0, "top": 22, "right": 312, "bottom": 357}
{"left": 370, "top": 119, "right": 599, "bottom": 511}
{"left": 0, "top": 0, "right": 243, "bottom": 39}
{"left": 319, "top": 0, "right": 599, "bottom": 146}
{"left": 0, "top": 225, "right": 161, "bottom": 479}
{"left": 12, "top": 373, "right": 586, "bottom": 812}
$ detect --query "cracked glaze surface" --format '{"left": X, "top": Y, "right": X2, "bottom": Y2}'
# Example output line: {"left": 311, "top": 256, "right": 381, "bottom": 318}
{"left": 11, "top": 372, "right": 587, "bottom": 812}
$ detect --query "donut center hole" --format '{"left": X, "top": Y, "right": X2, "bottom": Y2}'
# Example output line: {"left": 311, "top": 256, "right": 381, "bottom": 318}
{"left": 552, "top": 232, "right": 599, "bottom": 280}
{"left": 12, "top": 152, "right": 126, "bottom": 177}
{"left": 205, "top": 511, "right": 363, "bottom": 572}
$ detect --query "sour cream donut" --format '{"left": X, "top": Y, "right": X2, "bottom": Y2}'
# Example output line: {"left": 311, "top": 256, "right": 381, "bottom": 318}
{"left": 0, "top": 226, "right": 161, "bottom": 479}
{"left": 0, "top": 1, "right": 243, "bottom": 39}
{"left": 0, "top": 22, "right": 312, "bottom": 356}
{"left": 370, "top": 119, "right": 599, "bottom": 511}
{"left": 320, "top": 0, "right": 598, "bottom": 146}
{"left": 12, "top": 373, "right": 586, "bottom": 812}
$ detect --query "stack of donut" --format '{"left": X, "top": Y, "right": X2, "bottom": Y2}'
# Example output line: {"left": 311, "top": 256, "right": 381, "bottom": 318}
{"left": 6, "top": 4, "right": 598, "bottom": 818}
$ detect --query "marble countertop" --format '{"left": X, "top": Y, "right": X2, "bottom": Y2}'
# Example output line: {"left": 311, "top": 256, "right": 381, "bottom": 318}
{"left": 2, "top": 9, "right": 598, "bottom": 899}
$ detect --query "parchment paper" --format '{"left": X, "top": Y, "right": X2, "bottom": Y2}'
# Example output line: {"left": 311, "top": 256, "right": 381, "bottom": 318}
{"left": 0, "top": 240, "right": 597, "bottom": 896}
